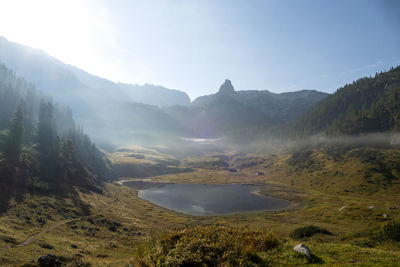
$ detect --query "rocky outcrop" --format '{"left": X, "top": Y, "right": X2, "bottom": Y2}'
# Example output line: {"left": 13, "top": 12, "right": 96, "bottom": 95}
{"left": 218, "top": 79, "right": 235, "bottom": 94}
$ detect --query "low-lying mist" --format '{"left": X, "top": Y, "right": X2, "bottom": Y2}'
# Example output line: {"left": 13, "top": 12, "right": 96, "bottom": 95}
{"left": 95, "top": 130, "right": 400, "bottom": 158}
{"left": 231, "top": 132, "right": 400, "bottom": 155}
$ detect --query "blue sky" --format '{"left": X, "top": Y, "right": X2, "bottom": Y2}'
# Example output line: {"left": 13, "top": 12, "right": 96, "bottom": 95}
{"left": 0, "top": 0, "right": 399, "bottom": 99}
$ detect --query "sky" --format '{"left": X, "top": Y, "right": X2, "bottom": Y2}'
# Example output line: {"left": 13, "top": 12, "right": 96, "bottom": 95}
{"left": 0, "top": 0, "right": 399, "bottom": 100}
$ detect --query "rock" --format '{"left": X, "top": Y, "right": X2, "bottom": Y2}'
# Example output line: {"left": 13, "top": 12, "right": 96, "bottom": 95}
{"left": 122, "top": 227, "right": 129, "bottom": 232}
{"left": 293, "top": 243, "right": 311, "bottom": 258}
{"left": 217, "top": 79, "right": 235, "bottom": 94}
{"left": 38, "top": 254, "right": 61, "bottom": 267}
{"left": 71, "top": 244, "right": 78, "bottom": 249}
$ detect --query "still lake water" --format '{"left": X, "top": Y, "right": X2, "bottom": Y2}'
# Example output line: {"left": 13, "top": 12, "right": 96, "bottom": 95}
{"left": 125, "top": 182, "right": 291, "bottom": 216}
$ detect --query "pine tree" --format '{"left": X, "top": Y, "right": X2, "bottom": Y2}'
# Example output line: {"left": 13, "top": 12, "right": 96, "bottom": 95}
{"left": 37, "top": 101, "right": 56, "bottom": 181}
{"left": 5, "top": 103, "right": 24, "bottom": 159}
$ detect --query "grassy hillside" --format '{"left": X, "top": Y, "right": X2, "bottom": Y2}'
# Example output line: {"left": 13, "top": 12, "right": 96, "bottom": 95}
{"left": 1, "top": 143, "right": 400, "bottom": 265}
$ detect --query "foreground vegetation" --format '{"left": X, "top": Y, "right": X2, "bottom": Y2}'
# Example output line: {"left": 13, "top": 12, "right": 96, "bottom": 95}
{"left": 133, "top": 226, "right": 280, "bottom": 266}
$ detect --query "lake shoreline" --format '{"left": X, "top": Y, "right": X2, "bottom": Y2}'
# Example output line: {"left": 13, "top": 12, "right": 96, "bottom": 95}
{"left": 120, "top": 179, "right": 293, "bottom": 216}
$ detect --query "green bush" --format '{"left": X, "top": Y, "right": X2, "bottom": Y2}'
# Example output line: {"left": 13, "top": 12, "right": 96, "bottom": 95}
{"left": 382, "top": 220, "right": 400, "bottom": 241}
{"left": 290, "top": 225, "right": 332, "bottom": 239}
{"left": 370, "top": 220, "right": 400, "bottom": 242}
{"left": 132, "top": 226, "right": 279, "bottom": 266}
{"left": 0, "top": 235, "right": 17, "bottom": 244}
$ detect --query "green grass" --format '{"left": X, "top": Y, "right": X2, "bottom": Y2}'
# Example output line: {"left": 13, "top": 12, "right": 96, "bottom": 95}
{"left": 1, "top": 146, "right": 400, "bottom": 265}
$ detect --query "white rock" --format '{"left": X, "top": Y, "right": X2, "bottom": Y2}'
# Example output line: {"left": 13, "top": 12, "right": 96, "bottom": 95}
{"left": 293, "top": 243, "right": 311, "bottom": 258}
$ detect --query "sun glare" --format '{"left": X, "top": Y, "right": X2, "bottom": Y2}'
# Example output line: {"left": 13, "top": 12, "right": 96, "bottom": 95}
{"left": 0, "top": 0, "right": 121, "bottom": 81}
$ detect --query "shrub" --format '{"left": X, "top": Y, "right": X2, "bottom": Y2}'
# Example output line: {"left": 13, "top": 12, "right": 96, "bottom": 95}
{"left": 290, "top": 225, "right": 332, "bottom": 239}
{"left": 382, "top": 220, "right": 400, "bottom": 241}
{"left": 132, "top": 226, "right": 279, "bottom": 266}
{"left": 0, "top": 235, "right": 17, "bottom": 244}
{"left": 370, "top": 220, "right": 400, "bottom": 242}
{"left": 38, "top": 240, "right": 54, "bottom": 249}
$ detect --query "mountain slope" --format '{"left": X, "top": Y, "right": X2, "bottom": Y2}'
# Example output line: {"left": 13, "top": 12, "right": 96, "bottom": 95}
{"left": 292, "top": 66, "right": 400, "bottom": 137}
{"left": 0, "top": 37, "right": 191, "bottom": 145}
{"left": 0, "top": 64, "right": 111, "bottom": 213}
{"left": 0, "top": 36, "right": 190, "bottom": 108}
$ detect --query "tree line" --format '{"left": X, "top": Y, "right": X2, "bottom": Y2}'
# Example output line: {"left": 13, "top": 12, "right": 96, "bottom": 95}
{"left": 0, "top": 64, "right": 110, "bottom": 192}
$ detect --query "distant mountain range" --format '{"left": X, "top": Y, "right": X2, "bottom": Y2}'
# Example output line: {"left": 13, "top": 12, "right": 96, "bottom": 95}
{"left": 166, "top": 80, "right": 328, "bottom": 137}
{"left": 0, "top": 36, "right": 331, "bottom": 147}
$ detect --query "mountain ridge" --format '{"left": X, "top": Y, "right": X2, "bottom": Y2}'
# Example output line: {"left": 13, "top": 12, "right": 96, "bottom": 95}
{"left": 0, "top": 36, "right": 191, "bottom": 107}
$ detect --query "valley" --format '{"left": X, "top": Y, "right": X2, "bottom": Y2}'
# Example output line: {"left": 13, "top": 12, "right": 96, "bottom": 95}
{"left": 0, "top": 28, "right": 399, "bottom": 265}
{"left": 1, "top": 144, "right": 400, "bottom": 266}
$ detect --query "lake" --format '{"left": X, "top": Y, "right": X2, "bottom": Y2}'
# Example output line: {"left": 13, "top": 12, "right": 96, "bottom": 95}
{"left": 124, "top": 181, "right": 291, "bottom": 216}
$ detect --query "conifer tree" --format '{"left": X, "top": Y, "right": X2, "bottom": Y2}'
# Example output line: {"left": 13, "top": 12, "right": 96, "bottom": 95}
{"left": 5, "top": 103, "right": 24, "bottom": 159}
{"left": 37, "top": 101, "right": 56, "bottom": 181}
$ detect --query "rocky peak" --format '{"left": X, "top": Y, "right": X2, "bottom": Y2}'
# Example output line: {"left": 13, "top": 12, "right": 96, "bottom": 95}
{"left": 218, "top": 79, "right": 235, "bottom": 94}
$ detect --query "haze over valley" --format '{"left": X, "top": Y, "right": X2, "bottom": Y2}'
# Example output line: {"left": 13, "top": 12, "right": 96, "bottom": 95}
{"left": 1, "top": 1, "right": 400, "bottom": 266}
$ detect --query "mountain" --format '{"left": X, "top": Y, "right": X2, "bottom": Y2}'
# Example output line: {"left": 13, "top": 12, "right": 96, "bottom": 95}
{"left": 118, "top": 83, "right": 190, "bottom": 107}
{"left": 0, "top": 36, "right": 191, "bottom": 145}
{"left": 0, "top": 36, "right": 190, "bottom": 108}
{"left": 166, "top": 79, "right": 328, "bottom": 137}
{"left": 194, "top": 79, "right": 328, "bottom": 122}
{"left": 292, "top": 66, "right": 400, "bottom": 137}
{"left": 0, "top": 36, "right": 330, "bottom": 146}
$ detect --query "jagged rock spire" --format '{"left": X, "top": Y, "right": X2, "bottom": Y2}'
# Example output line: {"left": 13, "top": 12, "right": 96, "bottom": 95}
{"left": 218, "top": 79, "right": 235, "bottom": 94}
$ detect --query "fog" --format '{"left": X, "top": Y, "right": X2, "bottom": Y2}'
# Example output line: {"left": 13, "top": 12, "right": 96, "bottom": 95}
{"left": 1, "top": 36, "right": 399, "bottom": 159}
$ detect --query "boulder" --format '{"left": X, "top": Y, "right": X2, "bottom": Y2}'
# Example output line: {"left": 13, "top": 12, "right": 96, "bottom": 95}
{"left": 293, "top": 243, "right": 311, "bottom": 258}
